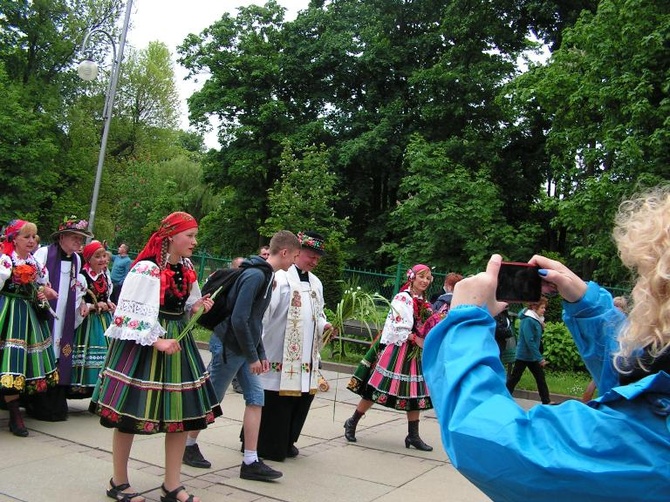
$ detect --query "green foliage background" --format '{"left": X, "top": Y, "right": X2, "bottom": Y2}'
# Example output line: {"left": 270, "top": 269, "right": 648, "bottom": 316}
{"left": 542, "top": 322, "right": 587, "bottom": 372}
{"left": 0, "top": 0, "right": 667, "bottom": 291}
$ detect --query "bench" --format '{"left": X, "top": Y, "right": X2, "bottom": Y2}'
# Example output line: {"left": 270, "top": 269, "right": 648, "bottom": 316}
{"left": 328, "top": 319, "right": 382, "bottom": 358}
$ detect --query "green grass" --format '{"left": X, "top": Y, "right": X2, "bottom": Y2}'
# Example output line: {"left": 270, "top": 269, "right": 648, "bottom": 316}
{"left": 511, "top": 368, "right": 594, "bottom": 398}
{"left": 321, "top": 346, "right": 593, "bottom": 398}
{"left": 321, "top": 348, "right": 366, "bottom": 366}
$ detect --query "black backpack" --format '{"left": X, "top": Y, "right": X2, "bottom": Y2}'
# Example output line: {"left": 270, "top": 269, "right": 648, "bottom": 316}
{"left": 494, "top": 311, "right": 514, "bottom": 342}
{"left": 197, "top": 260, "right": 272, "bottom": 330}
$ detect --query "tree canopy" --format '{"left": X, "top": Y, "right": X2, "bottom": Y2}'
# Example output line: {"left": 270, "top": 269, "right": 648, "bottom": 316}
{"left": 0, "top": 0, "right": 667, "bottom": 286}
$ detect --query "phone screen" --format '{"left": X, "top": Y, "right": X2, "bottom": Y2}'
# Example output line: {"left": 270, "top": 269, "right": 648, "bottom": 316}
{"left": 496, "top": 262, "right": 542, "bottom": 303}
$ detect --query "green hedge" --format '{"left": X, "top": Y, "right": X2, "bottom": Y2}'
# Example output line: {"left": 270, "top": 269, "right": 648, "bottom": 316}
{"left": 542, "top": 321, "right": 586, "bottom": 372}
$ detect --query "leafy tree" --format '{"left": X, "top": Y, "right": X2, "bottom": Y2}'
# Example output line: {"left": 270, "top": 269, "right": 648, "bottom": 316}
{"left": 260, "top": 143, "right": 348, "bottom": 240}
{"left": 77, "top": 41, "right": 202, "bottom": 242}
{"left": 259, "top": 143, "right": 349, "bottom": 306}
{"left": 508, "top": 0, "right": 670, "bottom": 281}
{"left": 0, "top": 62, "right": 60, "bottom": 221}
{"left": 111, "top": 153, "right": 217, "bottom": 250}
{"left": 110, "top": 41, "right": 182, "bottom": 160}
{"left": 0, "top": 0, "right": 123, "bottom": 231}
{"left": 179, "top": 1, "right": 296, "bottom": 249}
{"left": 381, "top": 135, "right": 545, "bottom": 274}
{"left": 179, "top": 0, "right": 554, "bottom": 268}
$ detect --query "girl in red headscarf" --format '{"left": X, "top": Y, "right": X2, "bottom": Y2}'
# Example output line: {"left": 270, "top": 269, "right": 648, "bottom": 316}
{"left": 0, "top": 219, "right": 59, "bottom": 437}
{"left": 345, "top": 264, "right": 435, "bottom": 451}
{"left": 89, "top": 212, "right": 222, "bottom": 502}
{"left": 69, "top": 240, "right": 113, "bottom": 398}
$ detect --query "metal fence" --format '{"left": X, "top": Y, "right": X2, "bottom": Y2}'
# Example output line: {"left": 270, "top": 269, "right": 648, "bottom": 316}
{"left": 129, "top": 251, "right": 629, "bottom": 301}
{"left": 342, "top": 264, "right": 446, "bottom": 301}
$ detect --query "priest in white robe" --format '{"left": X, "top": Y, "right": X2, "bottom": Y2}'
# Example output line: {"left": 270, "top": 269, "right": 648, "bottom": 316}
{"left": 257, "top": 231, "right": 332, "bottom": 461}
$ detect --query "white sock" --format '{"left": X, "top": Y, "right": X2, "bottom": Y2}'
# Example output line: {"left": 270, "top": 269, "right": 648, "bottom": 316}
{"left": 185, "top": 436, "right": 197, "bottom": 447}
{"left": 243, "top": 450, "right": 259, "bottom": 465}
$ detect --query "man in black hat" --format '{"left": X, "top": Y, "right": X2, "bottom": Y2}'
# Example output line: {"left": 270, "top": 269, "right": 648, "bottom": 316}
{"left": 256, "top": 231, "right": 334, "bottom": 461}
{"left": 30, "top": 216, "right": 92, "bottom": 421}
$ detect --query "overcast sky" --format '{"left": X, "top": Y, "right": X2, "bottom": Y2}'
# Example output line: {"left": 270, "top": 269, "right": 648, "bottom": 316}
{"left": 126, "top": 0, "right": 309, "bottom": 147}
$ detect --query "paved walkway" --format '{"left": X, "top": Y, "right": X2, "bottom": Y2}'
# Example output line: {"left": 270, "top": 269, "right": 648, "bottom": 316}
{"left": 0, "top": 350, "right": 540, "bottom": 502}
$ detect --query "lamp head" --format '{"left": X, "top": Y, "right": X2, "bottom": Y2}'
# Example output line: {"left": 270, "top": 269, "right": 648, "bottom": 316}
{"left": 77, "top": 60, "right": 99, "bottom": 81}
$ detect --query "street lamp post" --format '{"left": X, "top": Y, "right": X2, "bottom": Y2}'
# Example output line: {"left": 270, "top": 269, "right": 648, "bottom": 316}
{"left": 78, "top": 0, "right": 133, "bottom": 236}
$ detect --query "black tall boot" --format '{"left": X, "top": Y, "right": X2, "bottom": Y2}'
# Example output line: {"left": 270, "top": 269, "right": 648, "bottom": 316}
{"left": 7, "top": 399, "right": 28, "bottom": 437}
{"left": 343, "top": 410, "right": 364, "bottom": 442}
{"left": 405, "top": 419, "right": 432, "bottom": 451}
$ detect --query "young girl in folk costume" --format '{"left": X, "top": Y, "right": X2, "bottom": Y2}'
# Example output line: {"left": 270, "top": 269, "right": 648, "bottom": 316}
{"left": 70, "top": 240, "right": 113, "bottom": 398}
{"left": 345, "top": 264, "right": 435, "bottom": 451}
{"left": 89, "top": 212, "right": 222, "bottom": 502}
{"left": 0, "top": 220, "right": 59, "bottom": 437}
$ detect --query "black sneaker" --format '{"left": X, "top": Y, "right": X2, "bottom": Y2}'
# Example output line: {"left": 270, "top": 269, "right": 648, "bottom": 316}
{"left": 240, "top": 459, "right": 283, "bottom": 481}
{"left": 287, "top": 445, "right": 299, "bottom": 458}
{"left": 182, "top": 444, "right": 211, "bottom": 469}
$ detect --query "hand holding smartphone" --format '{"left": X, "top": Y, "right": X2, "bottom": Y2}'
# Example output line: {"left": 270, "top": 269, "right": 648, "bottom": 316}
{"left": 496, "top": 262, "right": 542, "bottom": 303}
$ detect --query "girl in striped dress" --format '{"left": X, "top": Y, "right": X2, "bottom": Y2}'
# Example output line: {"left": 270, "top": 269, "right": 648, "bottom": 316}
{"left": 0, "top": 219, "right": 59, "bottom": 437}
{"left": 70, "top": 240, "right": 113, "bottom": 398}
{"left": 89, "top": 212, "right": 222, "bottom": 502}
{"left": 345, "top": 264, "right": 435, "bottom": 451}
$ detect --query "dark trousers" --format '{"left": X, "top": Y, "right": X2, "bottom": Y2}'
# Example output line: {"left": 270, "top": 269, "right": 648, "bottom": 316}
{"left": 506, "top": 360, "right": 551, "bottom": 404}
{"left": 257, "top": 390, "right": 315, "bottom": 461}
{"left": 110, "top": 282, "right": 123, "bottom": 304}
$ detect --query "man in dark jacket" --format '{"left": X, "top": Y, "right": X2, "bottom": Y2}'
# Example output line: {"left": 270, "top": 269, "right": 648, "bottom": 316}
{"left": 183, "top": 231, "right": 300, "bottom": 481}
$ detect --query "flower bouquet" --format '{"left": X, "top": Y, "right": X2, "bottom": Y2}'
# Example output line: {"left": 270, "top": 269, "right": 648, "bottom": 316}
{"left": 12, "top": 264, "right": 58, "bottom": 320}
{"left": 407, "top": 297, "right": 435, "bottom": 360}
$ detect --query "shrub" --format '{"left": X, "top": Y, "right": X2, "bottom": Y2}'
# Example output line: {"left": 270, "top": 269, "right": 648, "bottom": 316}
{"left": 542, "top": 321, "right": 586, "bottom": 372}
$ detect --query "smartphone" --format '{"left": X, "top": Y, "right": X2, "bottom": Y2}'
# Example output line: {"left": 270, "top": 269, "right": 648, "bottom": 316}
{"left": 496, "top": 262, "right": 542, "bottom": 303}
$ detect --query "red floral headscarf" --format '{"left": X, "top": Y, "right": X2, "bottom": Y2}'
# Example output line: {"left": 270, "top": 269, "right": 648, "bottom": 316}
{"left": 133, "top": 212, "right": 199, "bottom": 303}
{"left": 133, "top": 212, "right": 198, "bottom": 266}
{"left": 2, "top": 219, "right": 27, "bottom": 256}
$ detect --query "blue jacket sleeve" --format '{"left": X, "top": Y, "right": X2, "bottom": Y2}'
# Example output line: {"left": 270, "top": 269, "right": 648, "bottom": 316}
{"left": 422, "top": 304, "right": 670, "bottom": 502}
{"left": 562, "top": 281, "right": 624, "bottom": 394}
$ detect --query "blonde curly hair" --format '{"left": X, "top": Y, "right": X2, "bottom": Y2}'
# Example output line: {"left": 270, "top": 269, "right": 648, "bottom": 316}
{"left": 613, "top": 186, "right": 670, "bottom": 368}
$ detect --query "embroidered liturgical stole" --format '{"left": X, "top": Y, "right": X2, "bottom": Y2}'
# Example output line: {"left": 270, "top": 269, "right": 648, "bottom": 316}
{"left": 45, "top": 244, "right": 79, "bottom": 384}
{"left": 278, "top": 276, "right": 320, "bottom": 396}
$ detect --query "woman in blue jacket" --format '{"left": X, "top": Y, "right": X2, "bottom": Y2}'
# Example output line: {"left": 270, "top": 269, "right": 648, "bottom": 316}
{"left": 423, "top": 187, "right": 670, "bottom": 501}
{"left": 506, "top": 297, "right": 553, "bottom": 404}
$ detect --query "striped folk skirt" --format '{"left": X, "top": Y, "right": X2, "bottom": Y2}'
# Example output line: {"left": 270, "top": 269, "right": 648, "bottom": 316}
{"left": 367, "top": 341, "right": 432, "bottom": 411}
{"left": 346, "top": 338, "right": 384, "bottom": 401}
{"left": 89, "top": 315, "right": 222, "bottom": 434}
{"left": 69, "top": 311, "right": 111, "bottom": 398}
{"left": 0, "top": 293, "right": 59, "bottom": 395}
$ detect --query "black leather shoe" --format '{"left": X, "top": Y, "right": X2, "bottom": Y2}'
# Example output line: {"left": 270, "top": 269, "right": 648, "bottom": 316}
{"left": 182, "top": 444, "right": 211, "bottom": 468}
{"left": 287, "top": 445, "right": 299, "bottom": 458}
